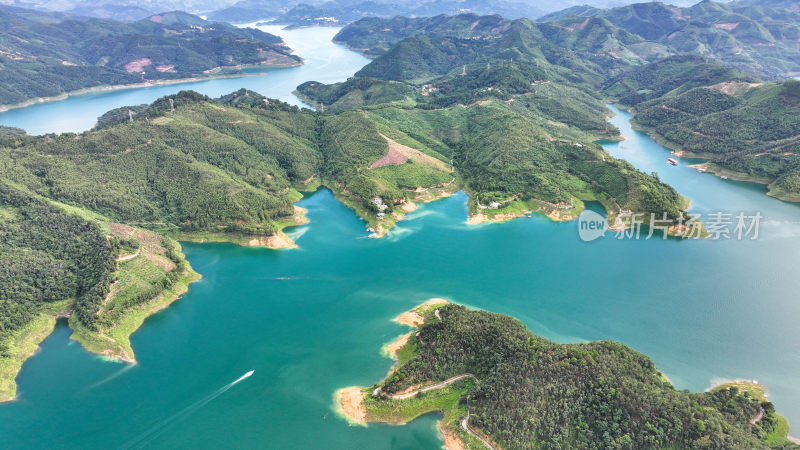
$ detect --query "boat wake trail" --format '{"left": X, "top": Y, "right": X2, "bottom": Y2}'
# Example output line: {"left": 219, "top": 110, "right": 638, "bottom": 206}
{"left": 84, "top": 364, "right": 136, "bottom": 392}
{"left": 120, "top": 371, "right": 254, "bottom": 449}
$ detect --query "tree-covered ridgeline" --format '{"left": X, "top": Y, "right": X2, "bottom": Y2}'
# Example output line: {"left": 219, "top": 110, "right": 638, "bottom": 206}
{"left": 1, "top": 86, "right": 690, "bottom": 236}
{"left": 305, "top": 12, "right": 800, "bottom": 202}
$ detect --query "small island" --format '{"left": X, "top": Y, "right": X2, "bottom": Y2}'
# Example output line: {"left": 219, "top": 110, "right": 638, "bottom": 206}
{"left": 337, "top": 301, "right": 798, "bottom": 449}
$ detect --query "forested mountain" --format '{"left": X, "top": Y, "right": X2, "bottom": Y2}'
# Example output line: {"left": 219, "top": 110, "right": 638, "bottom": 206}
{"left": 323, "top": 12, "right": 800, "bottom": 202}
{"left": 337, "top": 15, "right": 670, "bottom": 88}
{"left": 335, "top": 13, "right": 668, "bottom": 69}
{"left": 1, "top": 85, "right": 688, "bottom": 236}
{"left": 337, "top": 2, "right": 800, "bottom": 81}
{"left": 540, "top": 0, "right": 800, "bottom": 80}
{"left": 0, "top": 6, "right": 300, "bottom": 106}
{"left": 351, "top": 303, "right": 796, "bottom": 448}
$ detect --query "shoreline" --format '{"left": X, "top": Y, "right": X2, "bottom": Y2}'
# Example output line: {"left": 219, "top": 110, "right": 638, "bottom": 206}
{"left": 467, "top": 211, "right": 525, "bottom": 225}
{"left": 70, "top": 267, "right": 201, "bottom": 364}
{"left": 69, "top": 238, "right": 202, "bottom": 365}
{"left": 466, "top": 196, "right": 583, "bottom": 226}
{"left": 0, "top": 300, "right": 73, "bottom": 403}
{"left": 335, "top": 299, "right": 480, "bottom": 449}
{"left": 337, "top": 299, "right": 452, "bottom": 426}
{"left": 709, "top": 380, "right": 799, "bottom": 444}
{"left": 172, "top": 205, "right": 310, "bottom": 250}
{"left": 622, "top": 110, "right": 800, "bottom": 203}
{"left": 0, "top": 62, "right": 302, "bottom": 117}
{"left": 327, "top": 181, "right": 457, "bottom": 240}
{"left": 382, "top": 333, "right": 411, "bottom": 360}
{"left": 335, "top": 387, "right": 367, "bottom": 425}
{"left": 393, "top": 298, "right": 449, "bottom": 327}
{"left": 171, "top": 230, "right": 302, "bottom": 249}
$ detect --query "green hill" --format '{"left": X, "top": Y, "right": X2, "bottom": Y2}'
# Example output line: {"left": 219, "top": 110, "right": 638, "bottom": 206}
{"left": 345, "top": 303, "right": 797, "bottom": 449}
{"left": 295, "top": 78, "right": 417, "bottom": 112}
{"left": 603, "top": 54, "right": 752, "bottom": 105}
{"left": 337, "top": 13, "right": 667, "bottom": 84}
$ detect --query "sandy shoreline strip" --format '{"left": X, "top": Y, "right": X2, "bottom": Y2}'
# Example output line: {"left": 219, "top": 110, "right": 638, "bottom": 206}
{"left": 393, "top": 298, "right": 449, "bottom": 327}
{"left": 382, "top": 333, "right": 411, "bottom": 359}
{"left": 467, "top": 211, "right": 527, "bottom": 225}
{"left": 439, "top": 420, "right": 466, "bottom": 450}
{"left": 247, "top": 232, "right": 297, "bottom": 249}
{"left": 335, "top": 387, "right": 367, "bottom": 425}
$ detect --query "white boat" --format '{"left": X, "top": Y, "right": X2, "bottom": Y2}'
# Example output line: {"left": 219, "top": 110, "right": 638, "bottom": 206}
{"left": 233, "top": 370, "right": 255, "bottom": 385}
{"left": 667, "top": 158, "right": 679, "bottom": 166}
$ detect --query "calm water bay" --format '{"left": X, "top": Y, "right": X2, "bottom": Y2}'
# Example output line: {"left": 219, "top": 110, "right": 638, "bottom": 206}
{"left": 0, "top": 28, "right": 799, "bottom": 449}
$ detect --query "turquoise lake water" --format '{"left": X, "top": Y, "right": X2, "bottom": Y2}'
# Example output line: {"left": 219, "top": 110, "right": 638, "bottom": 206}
{"left": 0, "top": 27, "right": 799, "bottom": 449}
{"left": 0, "top": 25, "right": 369, "bottom": 135}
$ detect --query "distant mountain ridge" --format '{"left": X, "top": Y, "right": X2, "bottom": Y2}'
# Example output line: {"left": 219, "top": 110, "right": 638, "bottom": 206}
{"left": 0, "top": 6, "right": 300, "bottom": 106}
{"left": 208, "top": 0, "right": 545, "bottom": 26}
{"left": 333, "top": 13, "right": 670, "bottom": 82}
{"left": 205, "top": 0, "right": 705, "bottom": 26}
{"left": 539, "top": 0, "right": 800, "bottom": 79}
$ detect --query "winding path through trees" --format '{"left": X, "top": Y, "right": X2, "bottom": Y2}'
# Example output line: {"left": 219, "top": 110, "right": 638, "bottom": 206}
{"left": 390, "top": 374, "right": 477, "bottom": 400}
{"left": 462, "top": 407, "right": 497, "bottom": 450}
{"left": 386, "top": 374, "right": 498, "bottom": 450}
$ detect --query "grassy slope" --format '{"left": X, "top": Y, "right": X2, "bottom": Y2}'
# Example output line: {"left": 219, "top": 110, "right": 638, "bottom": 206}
{"left": 69, "top": 233, "right": 200, "bottom": 362}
